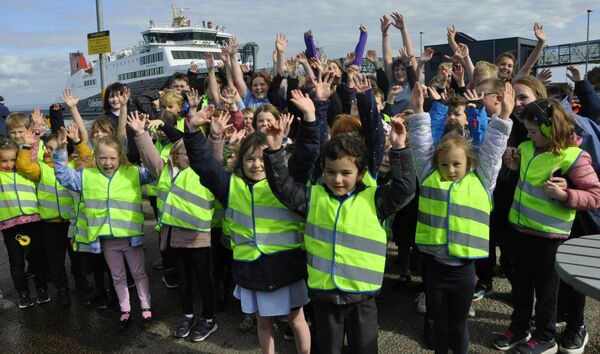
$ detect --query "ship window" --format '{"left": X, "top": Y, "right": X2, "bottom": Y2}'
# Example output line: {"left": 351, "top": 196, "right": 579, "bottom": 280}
{"left": 171, "top": 51, "right": 221, "bottom": 60}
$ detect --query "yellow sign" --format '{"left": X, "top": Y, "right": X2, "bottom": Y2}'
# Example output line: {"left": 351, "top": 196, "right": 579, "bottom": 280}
{"left": 87, "top": 30, "right": 111, "bottom": 55}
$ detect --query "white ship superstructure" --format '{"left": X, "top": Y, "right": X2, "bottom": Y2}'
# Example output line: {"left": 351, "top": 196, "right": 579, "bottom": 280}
{"left": 65, "top": 8, "right": 244, "bottom": 117}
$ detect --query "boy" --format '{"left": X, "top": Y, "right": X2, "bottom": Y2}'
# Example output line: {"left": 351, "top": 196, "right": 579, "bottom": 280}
{"left": 429, "top": 94, "right": 488, "bottom": 147}
{"left": 472, "top": 61, "right": 499, "bottom": 88}
{"left": 262, "top": 92, "right": 416, "bottom": 353}
{"left": 6, "top": 112, "right": 45, "bottom": 162}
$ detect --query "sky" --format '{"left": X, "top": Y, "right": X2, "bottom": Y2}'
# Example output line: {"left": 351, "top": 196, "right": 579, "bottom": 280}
{"left": 0, "top": 0, "right": 599, "bottom": 107}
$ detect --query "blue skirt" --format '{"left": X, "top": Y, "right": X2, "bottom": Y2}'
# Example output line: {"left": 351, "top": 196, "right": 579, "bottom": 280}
{"left": 233, "top": 279, "right": 310, "bottom": 317}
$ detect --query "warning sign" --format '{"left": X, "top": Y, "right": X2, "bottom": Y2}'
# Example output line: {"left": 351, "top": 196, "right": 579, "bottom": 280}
{"left": 87, "top": 31, "right": 111, "bottom": 55}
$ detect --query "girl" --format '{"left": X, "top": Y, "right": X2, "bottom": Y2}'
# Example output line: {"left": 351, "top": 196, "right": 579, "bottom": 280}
{"left": 408, "top": 82, "right": 514, "bottom": 354}
{"left": 129, "top": 111, "right": 222, "bottom": 341}
{"left": 0, "top": 137, "right": 48, "bottom": 308}
{"left": 494, "top": 97, "right": 600, "bottom": 353}
{"left": 53, "top": 131, "right": 154, "bottom": 329}
{"left": 183, "top": 105, "right": 310, "bottom": 354}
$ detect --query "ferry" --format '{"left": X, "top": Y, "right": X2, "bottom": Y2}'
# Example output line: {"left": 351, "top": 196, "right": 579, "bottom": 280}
{"left": 65, "top": 6, "right": 256, "bottom": 118}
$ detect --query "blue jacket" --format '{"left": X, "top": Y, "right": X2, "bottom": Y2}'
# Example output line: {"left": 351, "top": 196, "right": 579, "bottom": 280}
{"left": 429, "top": 100, "right": 488, "bottom": 147}
{"left": 573, "top": 79, "right": 600, "bottom": 122}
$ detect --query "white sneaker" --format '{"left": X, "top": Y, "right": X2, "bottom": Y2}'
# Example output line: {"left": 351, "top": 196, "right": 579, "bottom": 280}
{"left": 415, "top": 292, "right": 426, "bottom": 315}
{"left": 468, "top": 305, "right": 475, "bottom": 318}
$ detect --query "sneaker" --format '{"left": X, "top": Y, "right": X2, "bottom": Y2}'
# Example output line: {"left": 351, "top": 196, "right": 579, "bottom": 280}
{"left": 18, "top": 292, "right": 35, "bottom": 309}
{"left": 515, "top": 338, "right": 558, "bottom": 354}
{"left": 559, "top": 326, "right": 588, "bottom": 354}
{"left": 36, "top": 288, "right": 51, "bottom": 304}
{"left": 468, "top": 305, "right": 476, "bottom": 318}
{"left": 174, "top": 315, "right": 195, "bottom": 338}
{"left": 493, "top": 329, "right": 531, "bottom": 350}
{"left": 415, "top": 292, "right": 426, "bottom": 315}
{"left": 555, "top": 313, "right": 567, "bottom": 329}
{"left": 152, "top": 259, "right": 163, "bottom": 270}
{"left": 283, "top": 325, "right": 294, "bottom": 341}
{"left": 473, "top": 282, "right": 494, "bottom": 301}
{"left": 239, "top": 313, "right": 256, "bottom": 333}
{"left": 161, "top": 276, "right": 178, "bottom": 289}
{"left": 190, "top": 319, "right": 218, "bottom": 342}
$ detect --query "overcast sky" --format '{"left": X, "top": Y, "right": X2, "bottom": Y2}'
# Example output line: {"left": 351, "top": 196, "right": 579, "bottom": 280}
{"left": 0, "top": 0, "right": 598, "bottom": 107}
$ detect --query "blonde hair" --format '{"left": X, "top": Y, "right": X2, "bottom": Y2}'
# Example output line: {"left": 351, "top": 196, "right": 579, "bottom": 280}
{"left": 94, "top": 135, "right": 130, "bottom": 167}
{"left": 433, "top": 133, "right": 476, "bottom": 170}
{"left": 473, "top": 61, "right": 499, "bottom": 86}
{"left": 513, "top": 75, "right": 548, "bottom": 100}
{"left": 5, "top": 112, "right": 31, "bottom": 130}
{"left": 160, "top": 89, "right": 184, "bottom": 109}
{"left": 476, "top": 78, "right": 505, "bottom": 96}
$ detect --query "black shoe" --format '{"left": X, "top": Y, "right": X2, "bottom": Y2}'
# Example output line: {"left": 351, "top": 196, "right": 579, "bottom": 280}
{"left": 395, "top": 273, "right": 412, "bottom": 288}
{"left": 98, "top": 292, "right": 114, "bottom": 310}
{"left": 36, "top": 288, "right": 51, "bottom": 305}
{"left": 174, "top": 315, "right": 195, "bottom": 338}
{"left": 85, "top": 292, "right": 103, "bottom": 307}
{"left": 57, "top": 288, "right": 71, "bottom": 306}
{"left": 161, "top": 276, "right": 178, "bottom": 289}
{"left": 493, "top": 329, "right": 531, "bottom": 350}
{"left": 18, "top": 292, "right": 35, "bottom": 309}
{"left": 515, "top": 337, "right": 558, "bottom": 354}
{"left": 559, "top": 326, "right": 589, "bottom": 354}
{"left": 190, "top": 318, "right": 218, "bottom": 342}
{"left": 424, "top": 319, "right": 434, "bottom": 350}
{"left": 119, "top": 312, "right": 131, "bottom": 331}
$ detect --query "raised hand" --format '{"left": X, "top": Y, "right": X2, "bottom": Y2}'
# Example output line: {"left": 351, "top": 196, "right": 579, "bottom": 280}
{"left": 426, "top": 86, "right": 442, "bottom": 101}
{"left": 61, "top": 89, "right": 80, "bottom": 109}
{"left": 187, "top": 105, "right": 215, "bottom": 132}
{"left": 533, "top": 22, "right": 546, "bottom": 43}
{"left": 204, "top": 52, "right": 215, "bottom": 71}
{"left": 264, "top": 119, "right": 286, "bottom": 151}
{"left": 188, "top": 87, "right": 201, "bottom": 109}
{"left": 117, "top": 86, "right": 131, "bottom": 108}
{"left": 398, "top": 47, "right": 413, "bottom": 65}
{"left": 350, "top": 72, "right": 371, "bottom": 94}
{"left": 220, "top": 87, "right": 237, "bottom": 106}
{"left": 23, "top": 128, "right": 37, "bottom": 146}
{"left": 312, "top": 71, "right": 336, "bottom": 102}
{"left": 452, "top": 63, "right": 465, "bottom": 85}
{"left": 444, "top": 43, "right": 469, "bottom": 63}
{"left": 220, "top": 45, "right": 230, "bottom": 65}
{"left": 66, "top": 123, "right": 81, "bottom": 143}
{"left": 31, "top": 107, "right": 44, "bottom": 132}
{"left": 286, "top": 57, "right": 298, "bottom": 77}
{"left": 380, "top": 15, "right": 391, "bottom": 34}
{"left": 228, "top": 36, "right": 239, "bottom": 55}
{"left": 500, "top": 81, "right": 515, "bottom": 119}
{"left": 503, "top": 147, "right": 520, "bottom": 170}
{"left": 463, "top": 88, "right": 484, "bottom": 102}
{"left": 536, "top": 68, "right": 552, "bottom": 85}
{"left": 390, "top": 12, "right": 405, "bottom": 30}
{"left": 366, "top": 50, "right": 379, "bottom": 66}
{"left": 359, "top": 24, "right": 367, "bottom": 33}
{"left": 419, "top": 47, "right": 434, "bottom": 63}
{"left": 228, "top": 128, "right": 246, "bottom": 148}
{"left": 447, "top": 25, "right": 457, "bottom": 42}
{"left": 566, "top": 65, "right": 582, "bottom": 82}
{"left": 280, "top": 112, "right": 295, "bottom": 138}
{"left": 410, "top": 83, "right": 426, "bottom": 113}
{"left": 296, "top": 52, "right": 308, "bottom": 65}
{"left": 210, "top": 110, "right": 233, "bottom": 137}
{"left": 146, "top": 119, "right": 165, "bottom": 131}
{"left": 240, "top": 63, "right": 251, "bottom": 73}
{"left": 275, "top": 33, "right": 288, "bottom": 53}
{"left": 390, "top": 115, "right": 407, "bottom": 149}
{"left": 127, "top": 111, "right": 147, "bottom": 135}
{"left": 345, "top": 52, "right": 356, "bottom": 68}
{"left": 57, "top": 127, "right": 69, "bottom": 148}
{"left": 389, "top": 85, "right": 403, "bottom": 97}
{"left": 289, "top": 89, "right": 316, "bottom": 122}
{"left": 189, "top": 61, "right": 198, "bottom": 74}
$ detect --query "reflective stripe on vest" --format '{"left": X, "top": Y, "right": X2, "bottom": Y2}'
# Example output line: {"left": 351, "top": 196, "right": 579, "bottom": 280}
{"left": 81, "top": 166, "right": 144, "bottom": 241}
{"left": 0, "top": 171, "right": 39, "bottom": 222}
{"left": 415, "top": 170, "right": 491, "bottom": 259}
{"left": 509, "top": 141, "right": 581, "bottom": 236}
{"left": 304, "top": 185, "right": 386, "bottom": 292}
{"left": 225, "top": 175, "right": 303, "bottom": 261}
{"left": 146, "top": 140, "right": 173, "bottom": 197}
{"left": 155, "top": 165, "right": 215, "bottom": 232}
{"left": 37, "top": 163, "right": 74, "bottom": 219}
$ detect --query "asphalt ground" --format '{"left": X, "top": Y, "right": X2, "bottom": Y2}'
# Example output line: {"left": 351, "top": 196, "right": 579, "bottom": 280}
{"left": 0, "top": 201, "right": 599, "bottom": 353}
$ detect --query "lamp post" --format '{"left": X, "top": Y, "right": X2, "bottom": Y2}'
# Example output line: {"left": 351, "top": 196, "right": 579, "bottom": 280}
{"left": 96, "top": 0, "right": 107, "bottom": 95}
{"left": 585, "top": 9, "right": 593, "bottom": 79}
{"left": 419, "top": 32, "right": 424, "bottom": 55}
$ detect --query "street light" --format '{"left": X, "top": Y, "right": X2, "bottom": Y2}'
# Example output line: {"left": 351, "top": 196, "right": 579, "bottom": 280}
{"left": 419, "top": 32, "right": 424, "bottom": 55}
{"left": 585, "top": 9, "right": 593, "bottom": 79}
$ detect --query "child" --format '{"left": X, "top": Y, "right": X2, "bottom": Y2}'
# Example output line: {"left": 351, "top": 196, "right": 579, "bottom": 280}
{"left": 494, "top": 98, "right": 600, "bottom": 353}
{"left": 53, "top": 131, "right": 154, "bottom": 329}
{"left": 472, "top": 61, "right": 499, "bottom": 87}
{"left": 6, "top": 112, "right": 45, "bottom": 162}
{"left": 408, "top": 82, "right": 514, "bottom": 354}
{"left": 183, "top": 105, "right": 311, "bottom": 354}
{"left": 263, "top": 89, "right": 416, "bottom": 354}
{"left": 129, "top": 111, "right": 222, "bottom": 341}
{"left": 0, "top": 137, "right": 49, "bottom": 308}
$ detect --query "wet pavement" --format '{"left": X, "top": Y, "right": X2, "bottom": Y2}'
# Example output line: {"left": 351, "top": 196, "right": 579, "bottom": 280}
{"left": 1, "top": 202, "right": 599, "bottom": 353}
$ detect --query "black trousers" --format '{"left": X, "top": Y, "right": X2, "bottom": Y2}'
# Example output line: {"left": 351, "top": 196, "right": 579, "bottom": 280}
{"left": 2, "top": 222, "right": 47, "bottom": 293}
{"left": 510, "top": 231, "right": 562, "bottom": 341}
{"left": 313, "top": 298, "right": 378, "bottom": 354}
{"left": 174, "top": 247, "right": 215, "bottom": 318}
{"left": 475, "top": 219, "right": 516, "bottom": 286}
{"left": 42, "top": 221, "right": 69, "bottom": 290}
{"left": 425, "top": 255, "right": 475, "bottom": 354}
{"left": 79, "top": 251, "right": 114, "bottom": 295}
{"left": 211, "top": 227, "right": 233, "bottom": 303}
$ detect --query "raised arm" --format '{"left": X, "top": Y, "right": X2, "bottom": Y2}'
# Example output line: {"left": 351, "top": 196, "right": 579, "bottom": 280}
{"left": 61, "top": 89, "right": 89, "bottom": 144}
{"left": 116, "top": 87, "right": 131, "bottom": 145}
{"left": 381, "top": 15, "right": 394, "bottom": 84}
{"left": 16, "top": 128, "right": 41, "bottom": 182}
{"left": 128, "top": 111, "right": 164, "bottom": 179}
{"left": 391, "top": 12, "right": 417, "bottom": 71}
{"left": 352, "top": 25, "right": 368, "bottom": 67}
{"left": 304, "top": 30, "right": 318, "bottom": 59}
{"left": 568, "top": 65, "right": 600, "bottom": 121}
{"left": 204, "top": 52, "right": 222, "bottom": 106}
{"left": 228, "top": 37, "right": 248, "bottom": 98}
{"left": 53, "top": 127, "right": 83, "bottom": 192}
{"left": 275, "top": 33, "right": 288, "bottom": 77}
{"left": 515, "top": 23, "right": 546, "bottom": 79}
{"left": 407, "top": 83, "right": 435, "bottom": 183}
